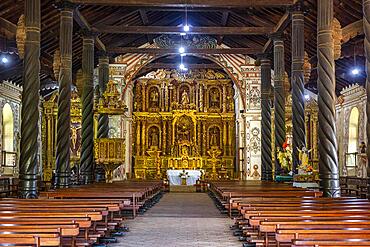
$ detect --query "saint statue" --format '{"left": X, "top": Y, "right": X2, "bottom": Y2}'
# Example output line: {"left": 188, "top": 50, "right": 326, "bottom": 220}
{"left": 210, "top": 89, "right": 219, "bottom": 107}
{"left": 297, "top": 146, "right": 312, "bottom": 174}
{"left": 210, "top": 128, "right": 218, "bottom": 147}
{"left": 181, "top": 90, "right": 189, "bottom": 105}
{"left": 149, "top": 129, "right": 159, "bottom": 147}
{"left": 150, "top": 89, "right": 159, "bottom": 107}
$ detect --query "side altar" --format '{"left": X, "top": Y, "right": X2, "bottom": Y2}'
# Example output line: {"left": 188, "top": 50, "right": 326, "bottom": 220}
{"left": 133, "top": 69, "right": 236, "bottom": 179}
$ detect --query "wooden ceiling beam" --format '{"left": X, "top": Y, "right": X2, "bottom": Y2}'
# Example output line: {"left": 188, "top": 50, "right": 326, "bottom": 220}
{"left": 263, "top": 11, "right": 290, "bottom": 53}
{"left": 107, "top": 47, "right": 262, "bottom": 54}
{"left": 71, "top": 0, "right": 297, "bottom": 7}
{"left": 146, "top": 63, "right": 220, "bottom": 69}
{"left": 0, "top": 17, "right": 16, "bottom": 39}
{"left": 93, "top": 25, "right": 274, "bottom": 35}
{"left": 74, "top": 9, "right": 106, "bottom": 51}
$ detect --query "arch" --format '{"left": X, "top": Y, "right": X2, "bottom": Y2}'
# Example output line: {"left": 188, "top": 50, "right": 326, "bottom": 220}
{"left": 120, "top": 53, "right": 247, "bottom": 109}
{"left": 2, "top": 103, "right": 14, "bottom": 152}
{"left": 347, "top": 107, "right": 359, "bottom": 153}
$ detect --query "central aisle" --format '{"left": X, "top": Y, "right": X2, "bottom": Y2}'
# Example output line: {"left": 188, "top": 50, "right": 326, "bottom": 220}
{"left": 119, "top": 193, "right": 240, "bottom": 247}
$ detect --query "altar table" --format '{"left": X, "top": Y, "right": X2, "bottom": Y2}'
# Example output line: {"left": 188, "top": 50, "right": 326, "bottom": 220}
{"left": 166, "top": 170, "right": 201, "bottom": 186}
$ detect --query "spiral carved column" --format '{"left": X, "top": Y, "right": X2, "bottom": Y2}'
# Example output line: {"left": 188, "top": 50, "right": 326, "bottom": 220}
{"left": 55, "top": 1, "right": 74, "bottom": 188}
{"left": 317, "top": 0, "right": 340, "bottom": 197}
{"left": 291, "top": 6, "right": 306, "bottom": 174}
{"left": 18, "top": 0, "right": 41, "bottom": 199}
{"left": 272, "top": 33, "right": 286, "bottom": 177}
{"left": 97, "top": 56, "right": 109, "bottom": 138}
{"left": 260, "top": 56, "right": 273, "bottom": 181}
{"left": 80, "top": 33, "right": 95, "bottom": 184}
{"left": 363, "top": 0, "right": 370, "bottom": 199}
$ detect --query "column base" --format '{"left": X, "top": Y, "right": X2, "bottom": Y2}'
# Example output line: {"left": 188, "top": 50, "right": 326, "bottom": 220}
{"left": 320, "top": 174, "right": 341, "bottom": 197}
{"left": 18, "top": 173, "right": 38, "bottom": 198}
{"left": 79, "top": 173, "right": 94, "bottom": 185}
{"left": 55, "top": 173, "right": 71, "bottom": 188}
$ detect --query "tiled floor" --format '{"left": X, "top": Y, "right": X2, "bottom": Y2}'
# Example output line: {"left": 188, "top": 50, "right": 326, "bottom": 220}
{"left": 116, "top": 193, "right": 241, "bottom": 247}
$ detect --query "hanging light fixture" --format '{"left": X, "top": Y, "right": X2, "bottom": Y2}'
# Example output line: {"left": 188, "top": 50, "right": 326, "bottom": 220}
{"left": 351, "top": 43, "right": 361, "bottom": 76}
{"left": 183, "top": 5, "right": 190, "bottom": 33}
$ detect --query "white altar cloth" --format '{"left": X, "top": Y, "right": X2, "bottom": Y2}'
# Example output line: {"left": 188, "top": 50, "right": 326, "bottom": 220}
{"left": 166, "top": 170, "right": 201, "bottom": 186}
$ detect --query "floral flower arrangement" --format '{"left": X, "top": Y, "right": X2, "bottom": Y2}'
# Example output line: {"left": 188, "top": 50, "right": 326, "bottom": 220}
{"left": 277, "top": 141, "right": 292, "bottom": 175}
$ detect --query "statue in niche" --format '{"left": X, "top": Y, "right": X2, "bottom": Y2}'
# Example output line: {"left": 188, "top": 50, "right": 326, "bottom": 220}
{"left": 149, "top": 128, "right": 159, "bottom": 148}
{"left": 181, "top": 89, "right": 189, "bottom": 105}
{"left": 178, "top": 125, "right": 190, "bottom": 142}
{"left": 149, "top": 88, "right": 159, "bottom": 108}
{"left": 210, "top": 127, "right": 220, "bottom": 147}
{"left": 210, "top": 88, "right": 220, "bottom": 108}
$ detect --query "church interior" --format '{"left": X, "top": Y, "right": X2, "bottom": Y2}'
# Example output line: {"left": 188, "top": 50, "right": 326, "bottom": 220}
{"left": 0, "top": 0, "right": 369, "bottom": 246}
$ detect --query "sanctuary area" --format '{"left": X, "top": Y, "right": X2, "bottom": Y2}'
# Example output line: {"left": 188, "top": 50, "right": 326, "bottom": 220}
{"left": 0, "top": 0, "right": 369, "bottom": 246}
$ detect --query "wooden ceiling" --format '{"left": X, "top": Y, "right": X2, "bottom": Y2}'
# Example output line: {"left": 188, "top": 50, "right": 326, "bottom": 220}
{"left": 0, "top": 0, "right": 365, "bottom": 95}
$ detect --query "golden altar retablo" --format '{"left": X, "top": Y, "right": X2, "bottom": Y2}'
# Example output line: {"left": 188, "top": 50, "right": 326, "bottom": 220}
{"left": 132, "top": 69, "right": 236, "bottom": 179}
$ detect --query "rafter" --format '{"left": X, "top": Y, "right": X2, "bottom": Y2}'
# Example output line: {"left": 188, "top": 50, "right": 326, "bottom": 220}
{"left": 107, "top": 47, "right": 262, "bottom": 54}
{"left": 0, "top": 17, "right": 16, "bottom": 39}
{"left": 263, "top": 11, "right": 290, "bottom": 53}
{"left": 93, "top": 25, "right": 274, "bottom": 35}
{"left": 74, "top": 9, "right": 106, "bottom": 51}
{"left": 71, "top": 0, "right": 297, "bottom": 7}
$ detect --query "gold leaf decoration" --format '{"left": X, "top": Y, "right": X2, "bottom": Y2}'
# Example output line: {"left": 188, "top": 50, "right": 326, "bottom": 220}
{"left": 303, "top": 52, "right": 311, "bottom": 84}
{"left": 16, "top": 14, "right": 25, "bottom": 59}
{"left": 53, "top": 49, "right": 61, "bottom": 80}
{"left": 332, "top": 18, "right": 342, "bottom": 60}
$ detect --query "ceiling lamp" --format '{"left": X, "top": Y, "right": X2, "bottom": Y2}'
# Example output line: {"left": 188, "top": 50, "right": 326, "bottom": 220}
{"left": 1, "top": 56, "right": 8, "bottom": 64}
{"left": 351, "top": 68, "right": 360, "bottom": 75}
{"left": 179, "top": 46, "right": 185, "bottom": 54}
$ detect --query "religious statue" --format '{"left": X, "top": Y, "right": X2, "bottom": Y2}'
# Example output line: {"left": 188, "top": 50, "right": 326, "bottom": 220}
{"left": 181, "top": 89, "right": 189, "bottom": 105}
{"left": 149, "top": 89, "right": 159, "bottom": 107}
{"left": 297, "top": 146, "right": 313, "bottom": 175}
{"left": 210, "top": 89, "right": 219, "bottom": 107}
{"left": 210, "top": 128, "right": 219, "bottom": 147}
{"left": 277, "top": 141, "right": 292, "bottom": 175}
{"left": 71, "top": 125, "right": 81, "bottom": 155}
{"left": 149, "top": 128, "right": 159, "bottom": 148}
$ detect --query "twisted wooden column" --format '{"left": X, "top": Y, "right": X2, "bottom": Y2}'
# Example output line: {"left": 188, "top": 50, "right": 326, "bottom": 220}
{"left": 18, "top": 0, "right": 41, "bottom": 199}
{"left": 260, "top": 55, "right": 273, "bottom": 181}
{"left": 97, "top": 55, "right": 109, "bottom": 138}
{"left": 80, "top": 32, "right": 95, "bottom": 184}
{"left": 317, "top": 0, "right": 340, "bottom": 197}
{"left": 272, "top": 33, "right": 286, "bottom": 177}
{"left": 363, "top": 0, "right": 370, "bottom": 199}
{"left": 55, "top": 1, "right": 74, "bottom": 188}
{"left": 291, "top": 5, "right": 306, "bottom": 174}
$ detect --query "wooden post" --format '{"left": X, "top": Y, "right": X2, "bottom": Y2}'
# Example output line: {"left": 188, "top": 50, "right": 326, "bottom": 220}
{"left": 260, "top": 55, "right": 273, "bottom": 181}
{"left": 55, "top": 0, "right": 74, "bottom": 188}
{"left": 18, "top": 0, "right": 41, "bottom": 199}
{"left": 272, "top": 32, "right": 286, "bottom": 177}
{"left": 291, "top": 3, "right": 306, "bottom": 174}
{"left": 363, "top": 0, "right": 370, "bottom": 199}
{"left": 80, "top": 30, "right": 95, "bottom": 184}
{"left": 317, "top": 0, "right": 341, "bottom": 197}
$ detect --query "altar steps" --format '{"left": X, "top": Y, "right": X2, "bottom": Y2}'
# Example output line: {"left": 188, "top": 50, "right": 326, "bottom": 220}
{"left": 169, "top": 185, "right": 197, "bottom": 193}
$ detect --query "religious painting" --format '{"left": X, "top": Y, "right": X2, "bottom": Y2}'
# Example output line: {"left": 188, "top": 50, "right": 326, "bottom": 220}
{"left": 209, "top": 126, "right": 220, "bottom": 148}
{"left": 148, "top": 126, "right": 160, "bottom": 149}
{"left": 148, "top": 86, "right": 160, "bottom": 110}
{"left": 209, "top": 87, "right": 221, "bottom": 111}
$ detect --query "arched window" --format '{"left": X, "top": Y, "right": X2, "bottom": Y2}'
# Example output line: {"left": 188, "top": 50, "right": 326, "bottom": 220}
{"left": 348, "top": 107, "right": 359, "bottom": 153}
{"left": 2, "top": 103, "right": 14, "bottom": 152}
{"left": 346, "top": 107, "right": 359, "bottom": 176}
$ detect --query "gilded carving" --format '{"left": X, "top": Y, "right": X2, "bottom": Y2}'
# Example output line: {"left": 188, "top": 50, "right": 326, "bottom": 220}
{"left": 133, "top": 69, "right": 235, "bottom": 179}
{"left": 16, "top": 15, "right": 25, "bottom": 59}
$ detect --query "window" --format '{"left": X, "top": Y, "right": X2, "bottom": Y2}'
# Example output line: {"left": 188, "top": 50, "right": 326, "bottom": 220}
{"left": 346, "top": 107, "right": 359, "bottom": 176}
{"left": 2, "top": 103, "right": 14, "bottom": 152}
